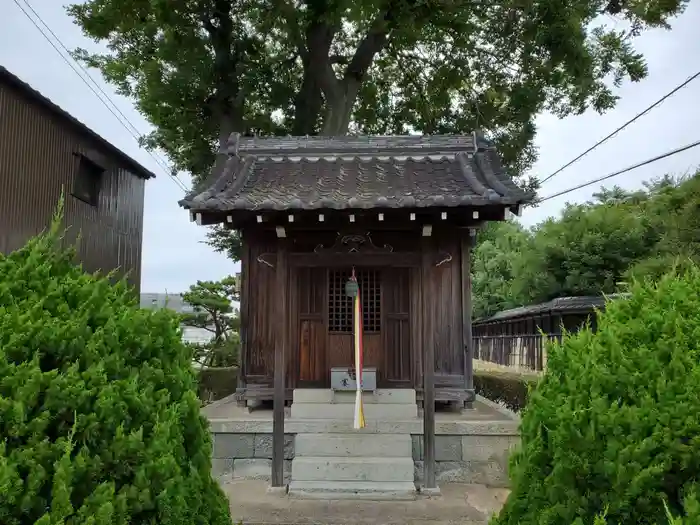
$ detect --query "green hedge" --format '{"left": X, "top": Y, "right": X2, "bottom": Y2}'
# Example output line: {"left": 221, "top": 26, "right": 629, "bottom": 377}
{"left": 474, "top": 369, "right": 539, "bottom": 412}
{"left": 0, "top": 214, "right": 231, "bottom": 524}
{"left": 492, "top": 267, "right": 700, "bottom": 525}
{"left": 197, "top": 366, "right": 239, "bottom": 403}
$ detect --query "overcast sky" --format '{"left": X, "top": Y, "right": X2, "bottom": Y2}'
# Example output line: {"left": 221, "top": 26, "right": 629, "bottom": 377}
{"left": 2, "top": 1, "right": 699, "bottom": 293}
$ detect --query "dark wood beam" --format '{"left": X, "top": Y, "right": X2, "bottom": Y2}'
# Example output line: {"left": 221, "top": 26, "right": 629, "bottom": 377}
{"left": 421, "top": 237, "right": 437, "bottom": 490}
{"left": 271, "top": 241, "right": 288, "bottom": 488}
{"left": 461, "top": 230, "right": 475, "bottom": 409}
{"left": 289, "top": 251, "right": 420, "bottom": 268}
{"left": 217, "top": 205, "right": 506, "bottom": 231}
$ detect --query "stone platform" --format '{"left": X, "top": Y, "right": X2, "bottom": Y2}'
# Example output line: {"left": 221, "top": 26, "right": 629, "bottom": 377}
{"left": 204, "top": 391, "right": 520, "bottom": 491}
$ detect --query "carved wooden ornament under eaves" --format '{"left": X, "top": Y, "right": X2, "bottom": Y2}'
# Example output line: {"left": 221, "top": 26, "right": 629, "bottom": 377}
{"left": 313, "top": 232, "right": 394, "bottom": 254}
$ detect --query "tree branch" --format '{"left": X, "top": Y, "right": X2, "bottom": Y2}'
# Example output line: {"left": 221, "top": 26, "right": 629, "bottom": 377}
{"left": 342, "top": 10, "right": 394, "bottom": 83}
{"left": 270, "top": 0, "right": 307, "bottom": 58}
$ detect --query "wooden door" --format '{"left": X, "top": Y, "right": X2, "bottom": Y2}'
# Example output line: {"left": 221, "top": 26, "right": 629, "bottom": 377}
{"left": 327, "top": 268, "right": 382, "bottom": 372}
{"left": 382, "top": 268, "right": 412, "bottom": 386}
{"left": 296, "top": 267, "right": 327, "bottom": 386}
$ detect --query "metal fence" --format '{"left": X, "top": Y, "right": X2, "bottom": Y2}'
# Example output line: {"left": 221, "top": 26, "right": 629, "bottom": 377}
{"left": 472, "top": 334, "right": 563, "bottom": 371}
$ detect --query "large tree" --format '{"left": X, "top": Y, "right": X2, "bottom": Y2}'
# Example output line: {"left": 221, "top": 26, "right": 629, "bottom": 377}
{"left": 68, "top": 0, "right": 687, "bottom": 259}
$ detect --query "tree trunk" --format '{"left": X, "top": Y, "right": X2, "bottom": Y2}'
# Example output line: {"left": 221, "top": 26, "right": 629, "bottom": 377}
{"left": 210, "top": 109, "right": 243, "bottom": 178}
{"left": 315, "top": 10, "right": 394, "bottom": 137}
{"left": 321, "top": 79, "right": 361, "bottom": 136}
{"left": 293, "top": 20, "right": 337, "bottom": 135}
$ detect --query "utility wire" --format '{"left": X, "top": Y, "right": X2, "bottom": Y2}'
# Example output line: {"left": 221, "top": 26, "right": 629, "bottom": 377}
{"left": 537, "top": 139, "right": 700, "bottom": 204}
{"left": 539, "top": 69, "right": 700, "bottom": 185}
{"left": 12, "top": 0, "right": 190, "bottom": 193}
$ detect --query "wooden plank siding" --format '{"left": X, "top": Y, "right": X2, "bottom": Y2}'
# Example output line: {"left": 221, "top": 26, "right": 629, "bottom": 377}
{"left": 0, "top": 69, "right": 149, "bottom": 292}
{"left": 238, "top": 227, "right": 471, "bottom": 404}
{"left": 245, "top": 232, "right": 278, "bottom": 382}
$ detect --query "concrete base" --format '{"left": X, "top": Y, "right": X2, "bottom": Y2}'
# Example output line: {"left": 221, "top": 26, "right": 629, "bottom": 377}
{"left": 290, "top": 388, "right": 418, "bottom": 420}
{"left": 288, "top": 481, "right": 417, "bottom": 500}
{"left": 420, "top": 486, "right": 442, "bottom": 498}
{"left": 296, "top": 432, "right": 411, "bottom": 457}
{"left": 293, "top": 388, "right": 417, "bottom": 404}
{"left": 266, "top": 485, "right": 288, "bottom": 496}
{"left": 289, "top": 392, "right": 418, "bottom": 498}
{"left": 291, "top": 402, "right": 418, "bottom": 419}
{"left": 293, "top": 456, "right": 415, "bottom": 482}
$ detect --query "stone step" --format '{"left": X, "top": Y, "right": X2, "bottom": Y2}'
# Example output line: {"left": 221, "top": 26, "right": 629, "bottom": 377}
{"left": 291, "top": 456, "right": 414, "bottom": 482}
{"left": 295, "top": 433, "right": 412, "bottom": 458}
{"left": 287, "top": 480, "right": 417, "bottom": 500}
{"left": 293, "top": 389, "right": 416, "bottom": 405}
{"left": 290, "top": 402, "right": 417, "bottom": 420}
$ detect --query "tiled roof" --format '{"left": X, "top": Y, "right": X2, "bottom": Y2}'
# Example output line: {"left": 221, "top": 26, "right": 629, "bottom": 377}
{"left": 179, "top": 133, "right": 534, "bottom": 212}
{"left": 473, "top": 294, "right": 631, "bottom": 324}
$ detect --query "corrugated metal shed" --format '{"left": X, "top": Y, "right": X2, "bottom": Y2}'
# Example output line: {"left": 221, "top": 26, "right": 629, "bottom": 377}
{"left": 0, "top": 67, "right": 151, "bottom": 292}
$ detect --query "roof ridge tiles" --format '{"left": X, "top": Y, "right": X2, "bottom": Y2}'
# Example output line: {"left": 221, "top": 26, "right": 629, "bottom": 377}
{"left": 178, "top": 133, "right": 534, "bottom": 214}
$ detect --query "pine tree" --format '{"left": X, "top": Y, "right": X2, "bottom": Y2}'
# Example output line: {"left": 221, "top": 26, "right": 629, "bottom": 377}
{"left": 0, "top": 208, "right": 232, "bottom": 524}
{"left": 492, "top": 265, "right": 700, "bottom": 525}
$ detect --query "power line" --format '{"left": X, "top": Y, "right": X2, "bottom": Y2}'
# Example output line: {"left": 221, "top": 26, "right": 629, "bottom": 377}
{"left": 539, "top": 69, "right": 700, "bottom": 185}
{"left": 12, "top": 0, "right": 190, "bottom": 193}
{"left": 537, "top": 139, "right": 700, "bottom": 204}
{"left": 20, "top": 0, "right": 143, "bottom": 140}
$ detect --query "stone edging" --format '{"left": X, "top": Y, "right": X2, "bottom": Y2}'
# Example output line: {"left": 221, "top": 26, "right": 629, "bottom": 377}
{"left": 475, "top": 394, "right": 521, "bottom": 422}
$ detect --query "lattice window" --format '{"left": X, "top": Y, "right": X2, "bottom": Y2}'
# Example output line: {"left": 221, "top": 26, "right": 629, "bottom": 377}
{"left": 328, "top": 269, "right": 381, "bottom": 333}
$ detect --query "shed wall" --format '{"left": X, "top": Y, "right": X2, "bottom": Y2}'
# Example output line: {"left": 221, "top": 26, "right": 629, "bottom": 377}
{"left": 0, "top": 78, "right": 146, "bottom": 291}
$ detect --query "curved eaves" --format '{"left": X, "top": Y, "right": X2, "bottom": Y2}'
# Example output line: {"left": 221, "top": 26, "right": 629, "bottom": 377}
{"left": 456, "top": 152, "right": 489, "bottom": 196}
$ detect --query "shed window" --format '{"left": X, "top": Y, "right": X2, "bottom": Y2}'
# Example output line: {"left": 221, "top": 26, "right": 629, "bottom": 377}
{"left": 73, "top": 155, "right": 104, "bottom": 207}
{"left": 328, "top": 269, "right": 381, "bottom": 333}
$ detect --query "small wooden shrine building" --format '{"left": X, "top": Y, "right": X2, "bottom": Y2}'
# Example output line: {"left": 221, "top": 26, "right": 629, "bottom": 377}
{"left": 180, "top": 133, "right": 533, "bottom": 489}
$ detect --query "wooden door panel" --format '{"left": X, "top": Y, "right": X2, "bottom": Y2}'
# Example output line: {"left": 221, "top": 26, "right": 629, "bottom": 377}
{"left": 296, "top": 268, "right": 326, "bottom": 386}
{"left": 299, "top": 319, "right": 325, "bottom": 382}
{"left": 383, "top": 268, "right": 412, "bottom": 385}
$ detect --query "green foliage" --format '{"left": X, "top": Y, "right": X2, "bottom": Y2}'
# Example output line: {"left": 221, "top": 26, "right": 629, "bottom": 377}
{"left": 515, "top": 199, "right": 658, "bottom": 302}
{"left": 472, "top": 221, "right": 532, "bottom": 318}
{"left": 474, "top": 369, "right": 539, "bottom": 412}
{"left": 0, "top": 216, "right": 231, "bottom": 524}
{"left": 67, "top": 0, "right": 689, "bottom": 261}
{"left": 491, "top": 267, "right": 700, "bottom": 525}
{"left": 197, "top": 367, "right": 240, "bottom": 405}
{"left": 182, "top": 276, "right": 241, "bottom": 368}
{"left": 472, "top": 171, "right": 700, "bottom": 318}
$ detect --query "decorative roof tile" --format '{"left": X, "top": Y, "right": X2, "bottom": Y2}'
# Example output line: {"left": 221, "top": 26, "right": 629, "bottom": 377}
{"left": 179, "top": 133, "right": 534, "bottom": 213}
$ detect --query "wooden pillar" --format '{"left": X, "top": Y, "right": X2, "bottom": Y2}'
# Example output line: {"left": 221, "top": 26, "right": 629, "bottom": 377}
{"left": 271, "top": 243, "right": 288, "bottom": 488}
{"left": 461, "top": 229, "right": 475, "bottom": 409}
{"left": 421, "top": 238, "right": 437, "bottom": 490}
{"left": 237, "top": 234, "right": 249, "bottom": 406}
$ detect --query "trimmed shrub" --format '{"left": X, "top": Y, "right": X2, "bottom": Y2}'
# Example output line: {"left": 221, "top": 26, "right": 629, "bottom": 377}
{"left": 474, "top": 369, "right": 539, "bottom": 412}
{"left": 0, "top": 219, "right": 232, "bottom": 524}
{"left": 198, "top": 367, "right": 239, "bottom": 404}
{"left": 491, "top": 268, "right": 700, "bottom": 525}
